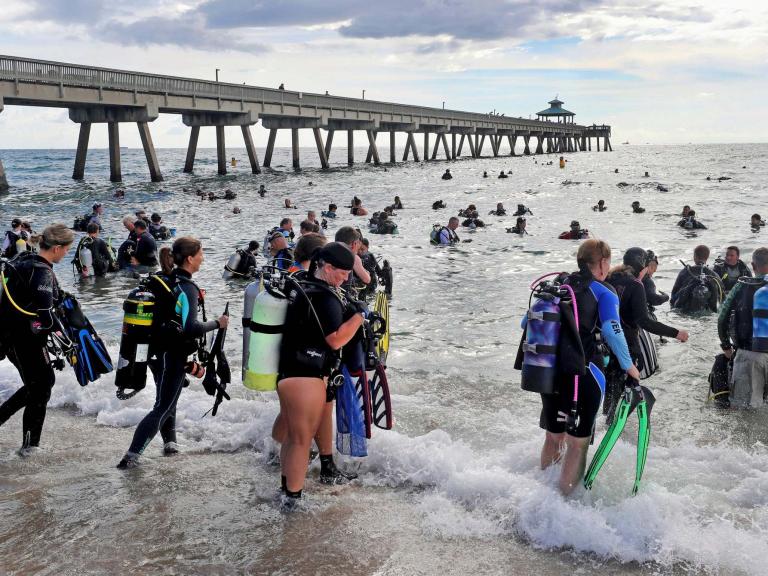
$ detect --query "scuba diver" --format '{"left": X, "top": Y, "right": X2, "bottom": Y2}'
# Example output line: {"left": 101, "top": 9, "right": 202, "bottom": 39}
{"left": 391, "top": 196, "right": 403, "bottom": 210}
{"left": 603, "top": 248, "right": 689, "bottom": 419}
{"left": 558, "top": 220, "right": 590, "bottom": 240}
{"left": 717, "top": 247, "right": 768, "bottom": 408}
{"left": 506, "top": 217, "right": 528, "bottom": 235}
{"left": 131, "top": 219, "right": 159, "bottom": 269}
{"left": 73, "top": 203, "right": 104, "bottom": 232}
{"left": 149, "top": 213, "right": 172, "bottom": 240}
{"left": 498, "top": 171, "right": 508, "bottom": 179}
{"left": 681, "top": 205, "right": 691, "bottom": 218}
{"left": 642, "top": 250, "right": 669, "bottom": 310}
{"left": 678, "top": 209, "right": 707, "bottom": 230}
{"left": 277, "top": 242, "right": 366, "bottom": 508}
{"left": 334, "top": 227, "right": 371, "bottom": 294}
{"left": 670, "top": 244, "right": 724, "bottom": 312}
{"left": 432, "top": 200, "right": 446, "bottom": 210}
{"left": 117, "top": 237, "right": 229, "bottom": 468}
{"left": 299, "top": 220, "right": 321, "bottom": 236}
{"left": 288, "top": 233, "right": 327, "bottom": 274}
{"left": 0, "top": 224, "right": 74, "bottom": 454}
{"left": 559, "top": 156, "right": 566, "bottom": 169}
{"left": 592, "top": 200, "right": 607, "bottom": 212}
{"left": 713, "top": 246, "right": 752, "bottom": 293}
{"left": 751, "top": 213, "right": 765, "bottom": 231}
{"left": 631, "top": 201, "right": 645, "bottom": 214}
{"left": 258, "top": 184, "right": 267, "bottom": 197}
{"left": 513, "top": 204, "right": 533, "bottom": 217}
{"left": 368, "top": 212, "right": 398, "bottom": 235}
{"left": 350, "top": 197, "right": 368, "bottom": 216}
{"left": 517, "top": 239, "right": 641, "bottom": 495}
{"left": 73, "top": 223, "right": 117, "bottom": 277}
{"left": 431, "top": 217, "right": 461, "bottom": 245}
{"left": 462, "top": 216, "right": 485, "bottom": 229}
{"left": 489, "top": 203, "right": 506, "bottom": 216}
{"left": 483, "top": 171, "right": 488, "bottom": 178}
{"left": 322, "top": 204, "right": 338, "bottom": 219}
{"left": 441, "top": 169, "right": 453, "bottom": 180}
{"left": 2, "top": 218, "right": 29, "bottom": 258}
{"left": 268, "top": 230, "right": 294, "bottom": 272}
{"left": 222, "top": 240, "right": 260, "bottom": 280}
{"left": 458, "top": 204, "right": 479, "bottom": 219}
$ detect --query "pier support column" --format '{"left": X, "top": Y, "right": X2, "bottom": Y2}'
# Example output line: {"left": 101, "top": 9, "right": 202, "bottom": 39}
{"left": 597, "top": 137, "right": 601, "bottom": 152}
{"left": 348, "top": 130, "right": 354, "bottom": 166}
{"left": 325, "top": 129, "right": 335, "bottom": 159}
{"left": 605, "top": 137, "right": 613, "bottom": 151}
{"left": 0, "top": 160, "right": 8, "bottom": 192}
{"left": 508, "top": 135, "right": 517, "bottom": 156}
{"left": 451, "top": 134, "right": 457, "bottom": 160}
{"left": 441, "top": 134, "right": 451, "bottom": 160}
{"left": 216, "top": 125, "right": 226, "bottom": 175}
{"left": 263, "top": 129, "right": 277, "bottom": 167}
{"left": 107, "top": 122, "right": 121, "bottom": 182}
{"left": 313, "top": 127, "right": 329, "bottom": 169}
{"left": 403, "top": 133, "right": 420, "bottom": 162}
{"left": 73, "top": 121, "right": 91, "bottom": 180}
{"left": 137, "top": 121, "right": 163, "bottom": 182}
{"left": 535, "top": 136, "right": 544, "bottom": 155}
{"left": 467, "top": 134, "right": 477, "bottom": 158}
{"left": 291, "top": 128, "right": 300, "bottom": 170}
{"left": 423, "top": 132, "right": 430, "bottom": 162}
{"left": 457, "top": 134, "right": 465, "bottom": 157}
{"left": 365, "top": 131, "right": 378, "bottom": 164}
{"left": 184, "top": 126, "right": 200, "bottom": 173}
{"left": 522, "top": 136, "right": 531, "bottom": 156}
{"left": 366, "top": 130, "right": 381, "bottom": 166}
{"left": 390, "top": 131, "right": 396, "bottom": 164}
{"left": 241, "top": 125, "right": 261, "bottom": 174}
{"left": 588, "top": 138, "right": 592, "bottom": 151}
{"left": 477, "top": 135, "right": 485, "bottom": 157}
{"left": 490, "top": 135, "right": 499, "bottom": 157}
{"left": 431, "top": 133, "right": 441, "bottom": 160}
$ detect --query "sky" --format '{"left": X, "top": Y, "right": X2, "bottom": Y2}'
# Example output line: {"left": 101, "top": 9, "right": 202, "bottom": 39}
{"left": 0, "top": 0, "right": 766, "bottom": 149}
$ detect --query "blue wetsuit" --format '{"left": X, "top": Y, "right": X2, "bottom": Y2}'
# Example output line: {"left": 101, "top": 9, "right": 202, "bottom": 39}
{"left": 537, "top": 271, "right": 633, "bottom": 437}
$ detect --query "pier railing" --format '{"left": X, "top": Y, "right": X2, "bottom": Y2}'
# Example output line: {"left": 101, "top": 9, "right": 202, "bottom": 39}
{"left": 0, "top": 55, "right": 590, "bottom": 132}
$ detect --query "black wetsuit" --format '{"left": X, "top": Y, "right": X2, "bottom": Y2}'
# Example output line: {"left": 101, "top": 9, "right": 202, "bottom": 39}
{"left": 125, "top": 269, "right": 218, "bottom": 455}
{"left": 713, "top": 259, "right": 751, "bottom": 293}
{"left": 0, "top": 253, "right": 61, "bottom": 447}
{"left": 134, "top": 231, "right": 159, "bottom": 267}
{"left": 642, "top": 275, "right": 669, "bottom": 309}
{"left": 279, "top": 278, "right": 345, "bottom": 380}
{"left": 670, "top": 265, "right": 722, "bottom": 312}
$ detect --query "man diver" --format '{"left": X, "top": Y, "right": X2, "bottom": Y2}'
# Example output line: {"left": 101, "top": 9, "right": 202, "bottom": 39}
{"left": 437, "top": 217, "right": 460, "bottom": 245}
{"left": 718, "top": 247, "right": 768, "bottom": 408}
{"left": 506, "top": 217, "right": 528, "bottom": 235}
{"left": 670, "top": 244, "right": 723, "bottom": 312}
{"left": 558, "top": 220, "right": 589, "bottom": 240}
{"left": 713, "top": 246, "right": 752, "bottom": 293}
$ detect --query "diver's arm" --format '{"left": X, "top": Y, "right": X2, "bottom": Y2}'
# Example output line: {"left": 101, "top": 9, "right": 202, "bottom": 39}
{"left": 353, "top": 254, "right": 371, "bottom": 284}
{"left": 29, "top": 265, "right": 57, "bottom": 333}
{"left": 632, "top": 284, "right": 679, "bottom": 337}
{"left": 325, "top": 314, "right": 364, "bottom": 350}
{"left": 717, "top": 282, "right": 740, "bottom": 350}
{"left": 669, "top": 269, "right": 686, "bottom": 306}
{"left": 595, "top": 285, "right": 634, "bottom": 371}
{"left": 178, "top": 281, "right": 219, "bottom": 337}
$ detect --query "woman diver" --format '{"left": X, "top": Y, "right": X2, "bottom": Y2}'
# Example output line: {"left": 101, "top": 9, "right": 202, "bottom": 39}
{"left": 117, "top": 236, "right": 228, "bottom": 469}
{"left": 277, "top": 242, "right": 366, "bottom": 509}
{"left": 536, "top": 239, "right": 640, "bottom": 495}
{"left": 0, "top": 223, "right": 74, "bottom": 454}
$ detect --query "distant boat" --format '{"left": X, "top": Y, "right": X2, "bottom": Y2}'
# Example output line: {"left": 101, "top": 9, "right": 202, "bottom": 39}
{"left": 621, "top": 141, "right": 630, "bottom": 145}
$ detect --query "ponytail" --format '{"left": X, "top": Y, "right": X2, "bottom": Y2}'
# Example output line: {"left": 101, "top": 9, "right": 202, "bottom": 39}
{"left": 159, "top": 246, "right": 174, "bottom": 274}
{"left": 161, "top": 236, "right": 202, "bottom": 274}
{"left": 33, "top": 223, "right": 75, "bottom": 250}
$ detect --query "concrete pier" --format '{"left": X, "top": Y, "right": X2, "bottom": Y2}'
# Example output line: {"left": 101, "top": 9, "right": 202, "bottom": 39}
{"left": 0, "top": 55, "right": 613, "bottom": 184}
{"left": 0, "top": 159, "right": 8, "bottom": 192}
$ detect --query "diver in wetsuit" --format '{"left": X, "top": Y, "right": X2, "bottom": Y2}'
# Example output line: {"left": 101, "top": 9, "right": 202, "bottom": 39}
{"left": 117, "top": 237, "right": 228, "bottom": 468}
{"left": 0, "top": 224, "right": 74, "bottom": 454}
{"left": 670, "top": 244, "right": 724, "bottom": 312}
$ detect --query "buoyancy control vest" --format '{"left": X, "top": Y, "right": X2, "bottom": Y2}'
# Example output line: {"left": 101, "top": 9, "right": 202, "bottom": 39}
{"left": 430, "top": 225, "right": 458, "bottom": 245}
{"left": 733, "top": 277, "right": 768, "bottom": 352}
{"left": 2, "top": 230, "right": 27, "bottom": 259}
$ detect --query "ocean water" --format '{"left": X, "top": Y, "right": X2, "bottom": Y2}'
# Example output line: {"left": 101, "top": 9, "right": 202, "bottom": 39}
{"left": 1, "top": 143, "right": 767, "bottom": 575}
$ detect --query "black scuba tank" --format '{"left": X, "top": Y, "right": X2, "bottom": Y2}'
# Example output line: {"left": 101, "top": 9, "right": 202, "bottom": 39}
{"left": 115, "top": 286, "right": 156, "bottom": 398}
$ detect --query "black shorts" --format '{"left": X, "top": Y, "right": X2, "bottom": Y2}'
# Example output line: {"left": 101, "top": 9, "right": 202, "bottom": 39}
{"left": 539, "top": 370, "right": 603, "bottom": 438}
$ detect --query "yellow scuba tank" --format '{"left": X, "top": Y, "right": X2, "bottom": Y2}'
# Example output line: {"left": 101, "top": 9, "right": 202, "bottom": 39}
{"left": 243, "top": 276, "right": 287, "bottom": 391}
{"left": 115, "top": 286, "right": 156, "bottom": 397}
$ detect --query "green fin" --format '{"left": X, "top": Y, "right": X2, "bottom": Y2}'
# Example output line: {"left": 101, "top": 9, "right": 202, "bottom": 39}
{"left": 584, "top": 393, "right": 632, "bottom": 490}
{"left": 632, "top": 391, "right": 654, "bottom": 495}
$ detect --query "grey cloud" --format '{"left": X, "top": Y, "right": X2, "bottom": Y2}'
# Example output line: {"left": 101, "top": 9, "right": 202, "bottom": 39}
{"left": 26, "top": 0, "right": 106, "bottom": 23}
{"left": 200, "top": 0, "right": 363, "bottom": 28}
{"left": 94, "top": 15, "right": 269, "bottom": 54}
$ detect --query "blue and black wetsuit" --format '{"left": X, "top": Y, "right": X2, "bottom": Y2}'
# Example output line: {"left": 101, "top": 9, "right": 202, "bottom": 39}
{"left": 123, "top": 268, "right": 218, "bottom": 459}
{"left": 0, "top": 253, "right": 62, "bottom": 448}
{"left": 539, "top": 270, "right": 633, "bottom": 438}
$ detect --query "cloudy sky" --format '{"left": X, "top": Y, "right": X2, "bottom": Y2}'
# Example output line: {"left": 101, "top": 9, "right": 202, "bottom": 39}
{"left": 1, "top": 0, "right": 766, "bottom": 149}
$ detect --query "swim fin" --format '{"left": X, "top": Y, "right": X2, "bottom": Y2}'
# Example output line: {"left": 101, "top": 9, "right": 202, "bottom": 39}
{"left": 632, "top": 386, "right": 655, "bottom": 495}
{"left": 58, "top": 293, "right": 113, "bottom": 386}
{"left": 584, "top": 386, "right": 633, "bottom": 490}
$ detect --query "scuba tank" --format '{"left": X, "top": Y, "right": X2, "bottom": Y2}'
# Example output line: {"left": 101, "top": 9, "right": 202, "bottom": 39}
{"left": 751, "top": 283, "right": 768, "bottom": 352}
{"left": 241, "top": 276, "right": 263, "bottom": 381}
{"left": 429, "top": 224, "right": 444, "bottom": 245}
{"left": 520, "top": 286, "right": 562, "bottom": 394}
{"left": 115, "top": 286, "right": 156, "bottom": 398}
{"left": 80, "top": 243, "right": 94, "bottom": 276}
{"left": 243, "top": 276, "right": 288, "bottom": 391}
{"left": 222, "top": 250, "right": 242, "bottom": 280}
